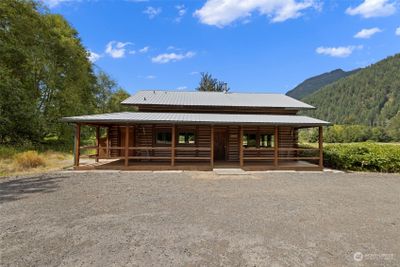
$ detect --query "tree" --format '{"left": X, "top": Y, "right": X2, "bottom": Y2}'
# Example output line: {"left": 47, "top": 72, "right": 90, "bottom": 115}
{"left": 94, "top": 70, "right": 131, "bottom": 113}
{"left": 107, "top": 89, "right": 131, "bottom": 112}
{"left": 95, "top": 71, "right": 117, "bottom": 113}
{"left": 0, "top": 0, "right": 97, "bottom": 144}
{"left": 196, "top": 72, "right": 229, "bottom": 92}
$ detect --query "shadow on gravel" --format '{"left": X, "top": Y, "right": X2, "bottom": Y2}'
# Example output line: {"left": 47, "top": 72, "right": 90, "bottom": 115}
{"left": 0, "top": 175, "right": 66, "bottom": 203}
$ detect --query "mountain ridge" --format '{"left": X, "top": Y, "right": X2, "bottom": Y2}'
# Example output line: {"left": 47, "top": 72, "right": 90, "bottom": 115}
{"left": 287, "top": 68, "right": 360, "bottom": 100}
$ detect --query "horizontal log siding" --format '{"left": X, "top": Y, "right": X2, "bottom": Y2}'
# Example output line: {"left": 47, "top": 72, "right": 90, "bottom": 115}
{"left": 227, "top": 126, "right": 240, "bottom": 162}
{"left": 278, "top": 127, "right": 298, "bottom": 158}
{"left": 111, "top": 124, "right": 299, "bottom": 162}
{"left": 175, "top": 125, "right": 210, "bottom": 162}
{"left": 109, "top": 126, "right": 120, "bottom": 157}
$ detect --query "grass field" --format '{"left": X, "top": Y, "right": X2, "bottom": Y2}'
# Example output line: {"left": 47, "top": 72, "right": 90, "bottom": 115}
{"left": 0, "top": 146, "right": 72, "bottom": 177}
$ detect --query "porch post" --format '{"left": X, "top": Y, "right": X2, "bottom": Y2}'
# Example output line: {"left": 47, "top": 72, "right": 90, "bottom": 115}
{"left": 124, "top": 126, "right": 129, "bottom": 167}
{"left": 274, "top": 126, "right": 279, "bottom": 167}
{"left": 95, "top": 126, "right": 100, "bottom": 163}
{"left": 171, "top": 124, "right": 176, "bottom": 166}
{"left": 210, "top": 125, "right": 214, "bottom": 168}
{"left": 239, "top": 126, "right": 244, "bottom": 168}
{"left": 319, "top": 126, "right": 323, "bottom": 168}
{"left": 74, "top": 123, "right": 81, "bottom": 167}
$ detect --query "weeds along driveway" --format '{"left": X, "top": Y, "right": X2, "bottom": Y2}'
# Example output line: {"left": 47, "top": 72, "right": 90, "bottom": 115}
{"left": 0, "top": 171, "right": 399, "bottom": 266}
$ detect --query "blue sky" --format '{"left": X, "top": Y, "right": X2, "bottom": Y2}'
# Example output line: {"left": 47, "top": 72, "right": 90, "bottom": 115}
{"left": 45, "top": 0, "right": 400, "bottom": 94}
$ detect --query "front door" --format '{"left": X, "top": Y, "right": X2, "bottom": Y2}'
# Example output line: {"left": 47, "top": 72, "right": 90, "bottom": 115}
{"left": 214, "top": 130, "right": 227, "bottom": 161}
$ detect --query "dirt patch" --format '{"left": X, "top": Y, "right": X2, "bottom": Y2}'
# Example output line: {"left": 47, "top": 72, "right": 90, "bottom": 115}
{"left": 0, "top": 171, "right": 399, "bottom": 266}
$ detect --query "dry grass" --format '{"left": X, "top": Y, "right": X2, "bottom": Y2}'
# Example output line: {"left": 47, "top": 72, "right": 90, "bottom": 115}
{"left": 14, "top": 151, "right": 46, "bottom": 169}
{"left": 0, "top": 150, "right": 73, "bottom": 177}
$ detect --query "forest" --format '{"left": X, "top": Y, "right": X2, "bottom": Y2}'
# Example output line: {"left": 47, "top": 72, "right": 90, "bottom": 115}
{"left": 291, "top": 53, "right": 400, "bottom": 143}
{"left": 0, "top": 0, "right": 129, "bottom": 148}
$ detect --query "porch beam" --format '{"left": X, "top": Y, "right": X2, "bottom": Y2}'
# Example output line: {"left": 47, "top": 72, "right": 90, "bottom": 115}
{"left": 319, "top": 126, "right": 323, "bottom": 168}
{"left": 210, "top": 125, "right": 214, "bottom": 168}
{"left": 124, "top": 126, "right": 129, "bottom": 167}
{"left": 74, "top": 123, "right": 81, "bottom": 167}
{"left": 239, "top": 126, "right": 244, "bottom": 168}
{"left": 274, "top": 126, "right": 279, "bottom": 167}
{"left": 95, "top": 126, "right": 100, "bottom": 163}
{"left": 171, "top": 124, "right": 176, "bottom": 166}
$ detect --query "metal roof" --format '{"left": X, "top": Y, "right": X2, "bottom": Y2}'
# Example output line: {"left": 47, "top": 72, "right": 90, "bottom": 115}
{"left": 121, "top": 90, "right": 315, "bottom": 109}
{"left": 62, "top": 112, "right": 330, "bottom": 126}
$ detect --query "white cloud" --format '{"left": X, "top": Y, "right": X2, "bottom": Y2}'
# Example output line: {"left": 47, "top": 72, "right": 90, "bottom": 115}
{"left": 105, "top": 41, "right": 132, "bottom": 58}
{"left": 88, "top": 50, "right": 101, "bottom": 62}
{"left": 354, "top": 27, "right": 382, "bottom": 38}
{"left": 175, "top": 5, "right": 187, "bottom": 22}
{"left": 41, "top": 0, "right": 73, "bottom": 8}
{"left": 177, "top": 86, "right": 188, "bottom": 90}
{"left": 190, "top": 71, "right": 199, "bottom": 75}
{"left": 396, "top": 27, "right": 400, "bottom": 36}
{"left": 151, "top": 51, "right": 196, "bottom": 64}
{"left": 194, "top": 0, "right": 318, "bottom": 27}
{"left": 346, "top": 0, "right": 396, "bottom": 18}
{"left": 145, "top": 75, "right": 156, "bottom": 79}
{"left": 129, "top": 50, "right": 136, "bottom": 55}
{"left": 139, "top": 46, "right": 150, "bottom": 53}
{"left": 316, "top": 45, "right": 363, "bottom": 58}
{"left": 143, "top": 6, "right": 162, "bottom": 19}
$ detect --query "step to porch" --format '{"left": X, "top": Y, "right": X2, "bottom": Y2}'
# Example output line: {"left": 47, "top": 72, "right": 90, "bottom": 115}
{"left": 213, "top": 168, "right": 247, "bottom": 175}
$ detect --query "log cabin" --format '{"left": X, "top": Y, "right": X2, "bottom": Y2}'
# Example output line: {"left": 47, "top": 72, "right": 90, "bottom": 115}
{"left": 62, "top": 90, "right": 330, "bottom": 171}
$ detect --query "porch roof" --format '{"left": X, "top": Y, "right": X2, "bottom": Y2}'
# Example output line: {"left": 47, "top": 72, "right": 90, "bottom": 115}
{"left": 62, "top": 112, "right": 330, "bottom": 127}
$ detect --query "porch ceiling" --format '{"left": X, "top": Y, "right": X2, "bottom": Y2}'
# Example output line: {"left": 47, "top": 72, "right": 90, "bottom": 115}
{"left": 62, "top": 112, "right": 330, "bottom": 127}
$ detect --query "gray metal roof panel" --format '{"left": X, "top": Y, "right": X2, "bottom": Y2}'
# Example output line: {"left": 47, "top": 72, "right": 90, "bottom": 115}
{"left": 62, "top": 112, "right": 330, "bottom": 126}
{"left": 121, "top": 90, "right": 315, "bottom": 109}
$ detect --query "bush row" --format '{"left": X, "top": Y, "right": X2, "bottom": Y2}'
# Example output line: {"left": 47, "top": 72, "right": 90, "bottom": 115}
{"left": 323, "top": 143, "right": 400, "bottom": 172}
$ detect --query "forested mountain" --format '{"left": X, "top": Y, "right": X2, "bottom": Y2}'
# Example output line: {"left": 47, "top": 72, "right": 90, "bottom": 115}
{"left": 303, "top": 53, "right": 400, "bottom": 140}
{"left": 287, "top": 68, "right": 360, "bottom": 99}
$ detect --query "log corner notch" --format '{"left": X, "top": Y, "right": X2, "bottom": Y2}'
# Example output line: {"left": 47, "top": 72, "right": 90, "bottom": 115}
{"left": 319, "top": 126, "right": 323, "bottom": 168}
{"left": 74, "top": 123, "right": 81, "bottom": 168}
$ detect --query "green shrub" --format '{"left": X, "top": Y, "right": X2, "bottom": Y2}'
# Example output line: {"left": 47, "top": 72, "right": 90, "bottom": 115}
{"left": 14, "top": 151, "right": 46, "bottom": 169}
{"left": 0, "top": 146, "right": 18, "bottom": 159}
{"left": 324, "top": 143, "right": 400, "bottom": 172}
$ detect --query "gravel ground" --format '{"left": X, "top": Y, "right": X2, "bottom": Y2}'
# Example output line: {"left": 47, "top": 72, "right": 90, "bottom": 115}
{"left": 0, "top": 170, "right": 399, "bottom": 266}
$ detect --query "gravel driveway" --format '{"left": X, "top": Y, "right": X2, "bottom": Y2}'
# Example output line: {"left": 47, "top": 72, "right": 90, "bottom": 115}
{"left": 1, "top": 170, "right": 399, "bottom": 266}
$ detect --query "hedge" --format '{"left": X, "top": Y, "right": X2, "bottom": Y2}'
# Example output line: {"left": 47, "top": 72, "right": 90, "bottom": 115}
{"left": 323, "top": 143, "right": 400, "bottom": 172}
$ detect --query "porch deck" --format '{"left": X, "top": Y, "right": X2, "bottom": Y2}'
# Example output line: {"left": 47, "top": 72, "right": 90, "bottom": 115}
{"left": 75, "top": 159, "right": 322, "bottom": 171}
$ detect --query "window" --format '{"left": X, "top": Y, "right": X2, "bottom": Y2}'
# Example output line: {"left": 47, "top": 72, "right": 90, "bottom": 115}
{"left": 156, "top": 131, "right": 172, "bottom": 145}
{"left": 178, "top": 132, "right": 195, "bottom": 145}
{"left": 260, "top": 134, "right": 274, "bottom": 148}
{"left": 243, "top": 134, "right": 257, "bottom": 147}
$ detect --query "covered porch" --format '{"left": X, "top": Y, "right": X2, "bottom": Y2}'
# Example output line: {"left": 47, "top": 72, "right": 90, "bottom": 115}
{"left": 73, "top": 123, "right": 324, "bottom": 171}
